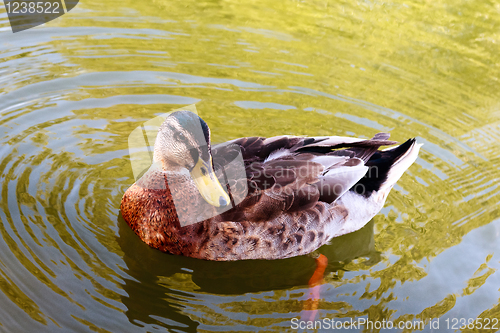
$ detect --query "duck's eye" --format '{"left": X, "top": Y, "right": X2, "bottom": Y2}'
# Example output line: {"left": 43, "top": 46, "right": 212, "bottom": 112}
{"left": 174, "top": 132, "right": 187, "bottom": 142}
{"left": 200, "top": 167, "right": 207, "bottom": 176}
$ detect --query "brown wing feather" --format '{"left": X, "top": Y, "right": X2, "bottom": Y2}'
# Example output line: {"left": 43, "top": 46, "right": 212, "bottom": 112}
{"left": 212, "top": 133, "right": 396, "bottom": 223}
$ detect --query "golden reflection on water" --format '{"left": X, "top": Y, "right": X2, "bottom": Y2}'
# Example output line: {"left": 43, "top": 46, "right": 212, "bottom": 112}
{"left": 1, "top": 0, "right": 500, "bottom": 331}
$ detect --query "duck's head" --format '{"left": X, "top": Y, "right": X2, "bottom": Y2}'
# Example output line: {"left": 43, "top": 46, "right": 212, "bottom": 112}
{"left": 152, "top": 111, "right": 230, "bottom": 208}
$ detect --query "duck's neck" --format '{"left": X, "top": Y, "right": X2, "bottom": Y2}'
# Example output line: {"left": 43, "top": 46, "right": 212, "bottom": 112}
{"left": 137, "top": 165, "right": 217, "bottom": 226}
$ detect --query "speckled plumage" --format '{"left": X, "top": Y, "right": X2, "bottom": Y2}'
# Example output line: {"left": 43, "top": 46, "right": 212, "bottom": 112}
{"left": 121, "top": 111, "right": 421, "bottom": 261}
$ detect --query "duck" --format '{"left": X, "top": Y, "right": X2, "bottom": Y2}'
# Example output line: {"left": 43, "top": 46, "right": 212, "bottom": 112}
{"left": 121, "top": 110, "right": 421, "bottom": 261}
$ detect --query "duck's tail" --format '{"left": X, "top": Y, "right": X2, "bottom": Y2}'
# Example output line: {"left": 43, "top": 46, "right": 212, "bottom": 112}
{"left": 352, "top": 138, "right": 422, "bottom": 197}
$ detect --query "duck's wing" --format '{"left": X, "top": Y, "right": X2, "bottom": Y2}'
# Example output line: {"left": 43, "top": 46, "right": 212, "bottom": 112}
{"left": 212, "top": 133, "right": 397, "bottom": 222}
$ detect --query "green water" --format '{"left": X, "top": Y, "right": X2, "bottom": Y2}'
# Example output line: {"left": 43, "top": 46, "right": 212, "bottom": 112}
{"left": 1, "top": 0, "right": 500, "bottom": 331}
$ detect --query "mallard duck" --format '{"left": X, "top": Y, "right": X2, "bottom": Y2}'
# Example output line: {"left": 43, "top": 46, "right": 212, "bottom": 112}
{"left": 121, "top": 110, "right": 421, "bottom": 261}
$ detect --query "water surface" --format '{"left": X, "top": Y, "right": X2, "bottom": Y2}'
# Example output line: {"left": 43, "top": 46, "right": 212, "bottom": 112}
{"left": 1, "top": 0, "right": 500, "bottom": 331}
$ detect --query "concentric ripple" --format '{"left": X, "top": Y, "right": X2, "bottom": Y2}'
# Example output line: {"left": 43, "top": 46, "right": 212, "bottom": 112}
{"left": 1, "top": 0, "right": 500, "bottom": 331}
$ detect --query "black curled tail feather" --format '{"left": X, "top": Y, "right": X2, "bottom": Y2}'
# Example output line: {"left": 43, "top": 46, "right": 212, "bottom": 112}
{"left": 351, "top": 138, "right": 416, "bottom": 197}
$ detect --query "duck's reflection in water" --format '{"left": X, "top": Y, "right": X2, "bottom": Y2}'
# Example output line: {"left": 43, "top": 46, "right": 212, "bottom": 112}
{"left": 117, "top": 215, "right": 379, "bottom": 331}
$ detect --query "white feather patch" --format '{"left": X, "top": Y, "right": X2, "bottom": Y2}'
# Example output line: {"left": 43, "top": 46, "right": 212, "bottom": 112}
{"left": 264, "top": 148, "right": 291, "bottom": 162}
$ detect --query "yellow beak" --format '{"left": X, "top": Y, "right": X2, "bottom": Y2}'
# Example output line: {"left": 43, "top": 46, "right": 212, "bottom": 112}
{"left": 190, "top": 157, "right": 230, "bottom": 207}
